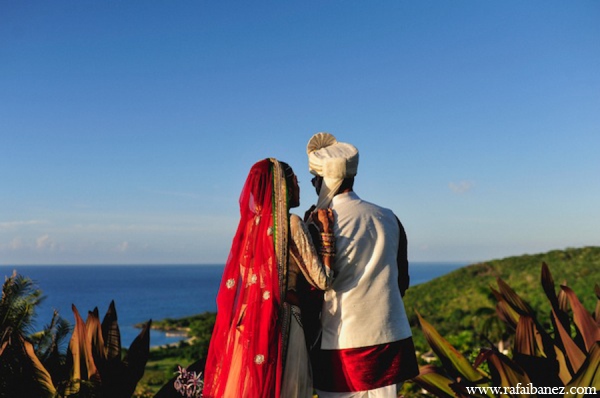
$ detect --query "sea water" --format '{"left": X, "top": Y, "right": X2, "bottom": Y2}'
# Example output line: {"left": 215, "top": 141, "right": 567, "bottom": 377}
{"left": 1, "top": 262, "right": 465, "bottom": 347}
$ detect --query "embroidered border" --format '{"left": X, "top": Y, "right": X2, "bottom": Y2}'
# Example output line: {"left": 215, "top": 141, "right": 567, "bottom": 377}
{"left": 270, "top": 159, "right": 291, "bottom": 374}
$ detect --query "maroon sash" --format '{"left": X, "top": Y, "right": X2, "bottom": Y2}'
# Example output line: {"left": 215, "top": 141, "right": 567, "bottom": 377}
{"left": 312, "top": 337, "right": 419, "bottom": 392}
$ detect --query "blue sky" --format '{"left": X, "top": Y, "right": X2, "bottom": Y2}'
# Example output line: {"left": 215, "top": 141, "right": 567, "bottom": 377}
{"left": 2, "top": 1, "right": 599, "bottom": 265}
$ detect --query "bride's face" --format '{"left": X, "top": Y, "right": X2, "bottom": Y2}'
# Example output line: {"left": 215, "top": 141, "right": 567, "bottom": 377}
{"left": 289, "top": 174, "right": 300, "bottom": 209}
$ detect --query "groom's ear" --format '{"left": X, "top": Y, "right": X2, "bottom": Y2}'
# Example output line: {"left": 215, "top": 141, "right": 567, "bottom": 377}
{"left": 315, "top": 176, "right": 324, "bottom": 194}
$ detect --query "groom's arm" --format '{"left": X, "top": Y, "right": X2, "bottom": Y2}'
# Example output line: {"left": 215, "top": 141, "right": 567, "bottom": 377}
{"left": 396, "top": 216, "right": 409, "bottom": 297}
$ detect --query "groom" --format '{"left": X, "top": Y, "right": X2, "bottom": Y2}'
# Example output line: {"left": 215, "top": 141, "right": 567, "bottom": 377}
{"left": 305, "top": 132, "right": 419, "bottom": 397}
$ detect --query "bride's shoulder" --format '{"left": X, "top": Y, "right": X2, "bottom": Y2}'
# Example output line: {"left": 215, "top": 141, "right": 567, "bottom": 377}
{"left": 289, "top": 213, "right": 309, "bottom": 233}
{"left": 289, "top": 213, "right": 302, "bottom": 226}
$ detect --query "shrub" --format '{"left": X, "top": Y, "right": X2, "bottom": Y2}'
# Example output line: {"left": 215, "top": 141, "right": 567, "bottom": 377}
{"left": 410, "top": 263, "right": 600, "bottom": 397}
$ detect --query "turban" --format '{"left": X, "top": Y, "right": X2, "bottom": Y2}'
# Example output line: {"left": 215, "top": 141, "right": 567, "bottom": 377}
{"left": 306, "top": 132, "right": 359, "bottom": 209}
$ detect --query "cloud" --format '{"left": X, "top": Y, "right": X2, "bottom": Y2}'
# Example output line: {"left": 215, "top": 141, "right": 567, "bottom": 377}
{"left": 0, "top": 220, "right": 46, "bottom": 229}
{"left": 116, "top": 241, "right": 129, "bottom": 252}
{"left": 8, "top": 238, "right": 24, "bottom": 250}
{"left": 36, "top": 234, "right": 55, "bottom": 250}
{"left": 1, "top": 235, "right": 59, "bottom": 252}
{"left": 449, "top": 181, "right": 474, "bottom": 194}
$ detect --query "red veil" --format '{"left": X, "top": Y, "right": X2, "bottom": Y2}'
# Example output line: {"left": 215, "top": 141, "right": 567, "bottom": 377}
{"left": 203, "top": 158, "right": 290, "bottom": 398}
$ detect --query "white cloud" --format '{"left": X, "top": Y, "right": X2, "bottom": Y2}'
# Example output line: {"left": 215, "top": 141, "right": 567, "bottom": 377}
{"left": 0, "top": 235, "right": 59, "bottom": 252}
{"left": 116, "top": 241, "right": 130, "bottom": 252}
{"left": 36, "top": 234, "right": 55, "bottom": 250}
{"left": 449, "top": 181, "right": 474, "bottom": 194}
{"left": 8, "top": 238, "right": 24, "bottom": 250}
{"left": 0, "top": 220, "right": 46, "bottom": 229}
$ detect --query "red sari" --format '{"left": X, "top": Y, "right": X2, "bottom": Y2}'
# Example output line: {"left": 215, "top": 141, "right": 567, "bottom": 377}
{"left": 203, "top": 159, "right": 291, "bottom": 398}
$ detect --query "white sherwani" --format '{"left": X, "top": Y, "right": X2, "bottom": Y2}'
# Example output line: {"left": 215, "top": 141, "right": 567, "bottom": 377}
{"left": 321, "top": 192, "right": 412, "bottom": 349}
{"left": 315, "top": 192, "right": 415, "bottom": 398}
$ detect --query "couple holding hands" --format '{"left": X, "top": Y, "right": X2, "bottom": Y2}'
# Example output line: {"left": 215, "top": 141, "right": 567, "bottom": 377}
{"left": 202, "top": 133, "right": 418, "bottom": 398}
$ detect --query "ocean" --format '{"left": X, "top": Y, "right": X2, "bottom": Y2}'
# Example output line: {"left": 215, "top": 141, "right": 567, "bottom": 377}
{"left": 1, "top": 262, "right": 466, "bottom": 347}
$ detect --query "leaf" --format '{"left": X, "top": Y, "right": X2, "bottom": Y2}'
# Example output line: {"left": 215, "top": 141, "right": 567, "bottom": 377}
{"left": 496, "top": 277, "right": 534, "bottom": 316}
{"left": 594, "top": 284, "right": 600, "bottom": 327}
{"left": 101, "top": 300, "right": 121, "bottom": 361}
{"left": 540, "top": 262, "right": 557, "bottom": 306}
{"left": 541, "top": 263, "right": 570, "bottom": 331}
{"left": 120, "top": 319, "right": 152, "bottom": 398}
{"left": 561, "top": 285, "right": 600, "bottom": 352}
{"left": 514, "top": 315, "right": 539, "bottom": 356}
{"left": 86, "top": 307, "right": 107, "bottom": 364}
{"left": 495, "top": 299, "right": 520, "bottom": 330}
{"left": 98, "top": 301, "right": 123, "bottom": 396}
{"left": 565, "top": 342, "right": 600, "bottom": 397}
{"left": 66, "top": 306, "right": 82, "bottom": 393}
{"left": 558, "top": 281, "right": 569, "bottom": 313}
{"left": 416, "top": 311, "right": 487, "bottom": 384}
{"left": 512, "top": 316, "right": 564, "bottom": 390}
{"left": 490, "top": 286, "right": 503, "bottom": 302}
{"left": 551, "top": 308, "right": 586, "bottom": 377}
{"left": 68, "top": 304, "right": 98, "bottom": 383}
{"left": 477, "top": 348, "right": 532, "bottom": 395}
{"left": 491, "top": 285, "right": 522, "bottom": 331}
{"left": 553, "top": 344, "right": 574, "bottom": 385}
{"left": 411, "top": 365, "right": 461, "bottom": 398}
{"left": 0, "top": 334, "right": 8, "bottom": 357}
{"left": 21, "top": 337, "right": 57, "bottom": 397}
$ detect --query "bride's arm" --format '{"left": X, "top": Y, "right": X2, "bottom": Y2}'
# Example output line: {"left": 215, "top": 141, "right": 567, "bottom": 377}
{"left": 289, "top": 213, "right": 334, "bottom": 290}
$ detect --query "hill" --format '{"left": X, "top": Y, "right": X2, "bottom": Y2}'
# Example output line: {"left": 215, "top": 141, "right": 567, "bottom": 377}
{"left": 136, "top": 246, "right": 599, "bottom": 394}
{"left": 403, "top": 246, "right": 600, "bottom": 352}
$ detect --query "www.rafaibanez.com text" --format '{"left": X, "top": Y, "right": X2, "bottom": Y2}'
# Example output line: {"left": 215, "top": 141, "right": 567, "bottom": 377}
{"left": 465, "top": 384, "right": 597, "bottom": 395}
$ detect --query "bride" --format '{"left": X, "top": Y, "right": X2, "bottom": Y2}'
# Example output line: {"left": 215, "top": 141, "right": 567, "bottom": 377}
{"left": 202, "top": 158, "right": 335, "bottom": 398}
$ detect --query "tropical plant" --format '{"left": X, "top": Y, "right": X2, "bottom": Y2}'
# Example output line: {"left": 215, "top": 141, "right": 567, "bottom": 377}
{"left": 403, "top": 246, "right": 600, "bottom": 355}
{"left": 410, "top": 263, "right": 600, "bottom": 397}
{"left": 0, "top": 271, "right": 152, "bottom": 397}
{"left": 0, "top": 271, "right": 72, "bottom": 397}
{"left": 46, "top": 301, "right": 152, "bottom": 397}
{"left": 0, "top": 271, "right": 45, "bottom": 348}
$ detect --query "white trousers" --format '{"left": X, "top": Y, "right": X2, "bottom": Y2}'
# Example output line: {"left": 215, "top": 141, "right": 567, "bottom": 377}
{"left": 315, "top": 383, "right": 403, "bottom": 398}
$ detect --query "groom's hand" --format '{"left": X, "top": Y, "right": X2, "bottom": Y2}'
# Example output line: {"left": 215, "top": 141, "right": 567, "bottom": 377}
{"left": 314, "top": 208, "right": 333, "bottom": 234}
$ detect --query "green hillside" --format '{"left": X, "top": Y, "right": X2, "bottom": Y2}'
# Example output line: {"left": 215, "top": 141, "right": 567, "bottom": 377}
{"left": 133, "top": 247, "right": 600, "bottom": 394}
{"left": 403, "top": 246, "right": 600, "bottom": 352}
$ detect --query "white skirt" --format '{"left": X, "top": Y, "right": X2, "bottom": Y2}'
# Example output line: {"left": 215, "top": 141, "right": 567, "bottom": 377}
{"left": 281, "top": 306, "right": 314, "bottom": 398}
